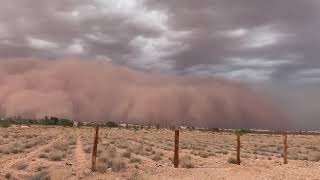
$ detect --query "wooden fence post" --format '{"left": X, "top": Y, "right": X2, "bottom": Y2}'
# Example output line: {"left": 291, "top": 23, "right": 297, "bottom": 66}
{"left": 174, "top": 129, "right": 180, "bottom": 168}
{"left": 283, "top": 132, "right": 288, "bottom": 164}
{"left": 91, "top": 125, "right": 100, "bottom": 172}
{"left": 237, "top": 133, "right": 241, "bottom": 165}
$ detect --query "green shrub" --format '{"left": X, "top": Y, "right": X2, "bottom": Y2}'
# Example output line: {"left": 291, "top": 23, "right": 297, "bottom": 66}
{"left": 0, "top": 121, "right": 10, "bottom": 128}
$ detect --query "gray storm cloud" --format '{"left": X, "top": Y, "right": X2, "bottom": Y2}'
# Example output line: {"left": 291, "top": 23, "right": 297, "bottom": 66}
{"left": 0, "top": 59, "right": 287, "bottom": 129}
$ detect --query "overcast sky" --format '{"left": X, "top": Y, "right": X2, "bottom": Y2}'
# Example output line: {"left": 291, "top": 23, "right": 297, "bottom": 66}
{"left": 0, "top": 0, "right": 319, "bottom": 129}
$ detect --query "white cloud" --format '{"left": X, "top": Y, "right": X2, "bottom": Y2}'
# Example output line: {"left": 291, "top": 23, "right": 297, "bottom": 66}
{"left": 224, "top": 28, "right": 248, "bottom": 38}
{"left": 130, "top": 9, "right": 168, "bottom": 32}
{"left": 27, "top": 37, "right": 58, "bottom": 49}
{"left": 96, "top": 55, "right": 112, "bottom": 62}
{"left": 228, "top": 58, "right": 293, "bottom": 68}
{"left": 128, "top": 35, "right": 175, "bottom": 71}
{"left": 95, "top": 0, "right": 168, "bottom": 32}
{"left": 71, "top": 11, "right": 80, "bottom": 17}
{"left": 183, "top": 64, "right": 230, "bottom": 76}
{"left": 244, "top": 25, "right": 288, "bottom": 48}
{"left": 66, "top": 40, "right": 84, "bottom": 54}
{"left": 54, "top": 5, "right": 98, "bottom": 22}
{"left": 216, "top": 68, "right": 274, "bottom": 82}
{"left": 85, "top": 33, "right": 117, "bottom": 44}
{"left": 185, "top": 64, "right": 274, "bottom": 82}
{"left": 128, "top": 29, "right": 190, "bottom": 71}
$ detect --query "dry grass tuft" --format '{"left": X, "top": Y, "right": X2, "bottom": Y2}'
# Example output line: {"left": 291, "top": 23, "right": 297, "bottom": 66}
{"left": 122, "top": 150, "right": 132, "bottom": 158}
{"left": 16, "top": 162, "right": 28, "bottom": 170}
{"left": 48, "top": 151, "right": 66, "bottom": 161}
{"left": 97, "top": 147, "right": 127, "bottom": 172}
{"left": 227, "top": 157, "right": 239, "bottom": 164}
{"left": 180, "top": 155, "right": 195, "bottom": 168}
{"left": 151, "top": 153, "right": 162, "bottom": 161}
{"left": 28, "top": 170, "right": 50, "bottom": 180}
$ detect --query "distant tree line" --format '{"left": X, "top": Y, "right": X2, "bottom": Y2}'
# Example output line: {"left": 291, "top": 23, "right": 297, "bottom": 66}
{"left": 77, "top": 121, "right": 119, "bottom": 128}
{"left": 0, "top": 116, "right": 122, "bottom": 128}
{"left": 0, "top": 116, "right": 73, "bottom": 127}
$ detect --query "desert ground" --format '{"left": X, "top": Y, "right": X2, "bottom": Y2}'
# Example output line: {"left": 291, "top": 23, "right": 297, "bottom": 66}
{"left": 0, "top": 126, "right": 320, "bottom": 180}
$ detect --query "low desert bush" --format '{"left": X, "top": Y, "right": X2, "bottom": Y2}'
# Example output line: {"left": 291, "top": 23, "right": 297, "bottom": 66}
{"left": 9, "top": 143, "right": 25, "bottom": 154}
{"left": 216, "top": 150, "right": 228, "bottom": 155}
{"left": 190, "top": 150, "right": 199, "bottom": 156}
{"left": 98, "top": 147, "right": 127, "bottom": 172}
{"left": 52, "top": 141, "right": 68, "bottom": 151}
{"left": 28, "top": 170, "right": 50, "bottom": 180}
{"left": 96, "top": 162, "right": 108, "bottom": 173}
{"left": 44, "top": 148, "right": 50, "bottom": 153}
{"left": 227, "top": 157, "right": 238, "bottom": 164}
{"left": 38, "top": 153, "right": 48, "bottom": 158}
{"left": 144, "top": 146, "right": 152, "bottom": 152}
{"left": 199, "top": 151, "right": 209, "bottom": 158}
{"left": 151, "top": 153, "right": 162, "bottom": 161}
{"left": 98, "top": 157, "right": 127, "bottom": 172}
{"left": 122, "top": 150, "right": 132, "bottom": 158}
{"left": 180, "top": 155, "right": 194, "bottom": 168}
{"left": 48, "top": 151, "right": 65, "bottom": 161}
{"left": 68, "top": 139, "right": 76, "bottom": 146}
{"left": 118, "top": 143, "right": 129, "bottom": 149}
{"left": 5, "top": 172, "right": 11, "bottom": 179}
{"left": 129, "top": 157, "right": 142, "bottom": 164}
{"left": 84, "top": 146, "right": 91, "bottom": 153}
{"left": 16, "top": 163, "right": 28, "bottom": 170}
{"left": 309, "top": 152, "right": 320, "bottom": 162}
{"left": 108, "top": 158, "right": 127, "bottom": 172}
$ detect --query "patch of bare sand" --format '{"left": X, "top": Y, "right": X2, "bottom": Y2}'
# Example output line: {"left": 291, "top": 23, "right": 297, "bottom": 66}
{"left": 144, "top": 159, "right": 320, "bottom": 180}
{"left": 72, "top": 130, "right": 91, "bottom": 179}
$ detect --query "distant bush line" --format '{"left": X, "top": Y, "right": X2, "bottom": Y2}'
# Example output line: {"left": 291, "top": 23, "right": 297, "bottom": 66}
{"left": 0, "top": 116, "right": 122, "bottom": 128}
{"left": 0, "top": 116, "right": 74, "bottom": 127}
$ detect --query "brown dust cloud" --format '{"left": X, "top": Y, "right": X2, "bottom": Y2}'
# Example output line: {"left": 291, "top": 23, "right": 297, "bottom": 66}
{"left": 0, "top": 59, "right": 287, "bottom": 130}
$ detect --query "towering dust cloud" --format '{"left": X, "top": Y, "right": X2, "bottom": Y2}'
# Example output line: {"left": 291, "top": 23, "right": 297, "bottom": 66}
{"left": 0, "top": 59, "right": 287, "bottom": 129}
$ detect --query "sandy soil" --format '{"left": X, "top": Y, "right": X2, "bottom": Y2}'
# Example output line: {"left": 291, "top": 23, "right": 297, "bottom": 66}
{"left": 0, "top": 126, "right": 319, "bottom": 180}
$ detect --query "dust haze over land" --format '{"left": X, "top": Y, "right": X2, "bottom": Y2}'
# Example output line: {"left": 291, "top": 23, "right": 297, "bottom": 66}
{"left": 0, "top": 59, "right": 287, "bottom": 130}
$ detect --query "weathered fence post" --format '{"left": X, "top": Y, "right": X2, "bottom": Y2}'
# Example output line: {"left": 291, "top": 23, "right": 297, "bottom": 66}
{"left": 283, "top": 132, "right": 288, "bottom": 164}
{"left": 237, "top": 133, "right": 241, "bottom": 165}
{"left": 174, "top": 129, "right": 180, "bottom": 168}
{"left": 91, "top": 125, "right": 100, "bottom": 172}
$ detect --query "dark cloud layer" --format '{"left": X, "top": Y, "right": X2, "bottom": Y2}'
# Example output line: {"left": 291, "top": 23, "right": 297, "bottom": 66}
{"left": 146, "top": 0, "right": 320, "bottom": 77}
{"left": 0, "top": 0, "right": 319, "bottom": 82}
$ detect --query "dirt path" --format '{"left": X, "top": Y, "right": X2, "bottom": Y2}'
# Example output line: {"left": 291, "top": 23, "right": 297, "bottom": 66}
{"left": 72, "top": 130, "right": 91, "bottom": 179}
{"left": 0, "top": 135, "right": 63, "bottom": 175}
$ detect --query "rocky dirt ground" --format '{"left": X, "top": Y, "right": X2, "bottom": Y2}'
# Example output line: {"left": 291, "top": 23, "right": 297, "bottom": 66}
{"left": 0, "top": 126, "right": 319, "bottom": 180}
